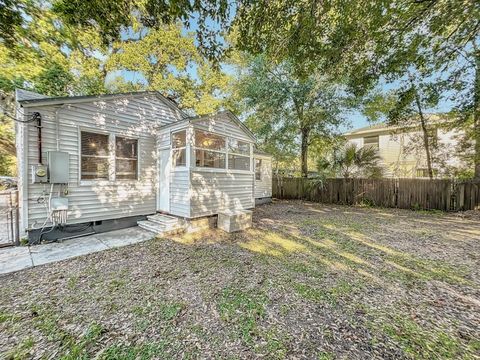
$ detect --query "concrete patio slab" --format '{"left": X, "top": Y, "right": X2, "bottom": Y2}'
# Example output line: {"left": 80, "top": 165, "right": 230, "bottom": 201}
{"left": 0, "top": 246, "right": 33, "bottom": 274}
{"left": 0, "top": 226, "right": 155, "bottom": 275}
{"left": 30, "top": 236, "right": 109, "bottom": 266}
{"left": 96, "top": 227, "right": 154, "bottom": 248}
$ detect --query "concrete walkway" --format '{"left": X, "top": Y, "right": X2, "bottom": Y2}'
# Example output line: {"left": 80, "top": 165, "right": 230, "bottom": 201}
{"left": 0, "top": 226, "right": 154, "bottom": 275}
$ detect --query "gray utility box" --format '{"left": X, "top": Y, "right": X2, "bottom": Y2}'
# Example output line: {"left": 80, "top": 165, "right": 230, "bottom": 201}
{"left": 217, "top": 210, "right": 252, "bottom": 233}
{"left": 47, "top": 151, "right": 70, "bottom": 183}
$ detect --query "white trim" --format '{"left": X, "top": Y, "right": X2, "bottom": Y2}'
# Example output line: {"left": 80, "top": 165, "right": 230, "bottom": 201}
{"left": 191, "top": 168, "right": 254, "bottom": 175}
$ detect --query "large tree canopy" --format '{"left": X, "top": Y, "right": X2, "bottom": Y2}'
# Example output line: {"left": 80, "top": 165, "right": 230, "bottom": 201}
{"left": 236, "top": 55, "right": 351, "bottom": 177}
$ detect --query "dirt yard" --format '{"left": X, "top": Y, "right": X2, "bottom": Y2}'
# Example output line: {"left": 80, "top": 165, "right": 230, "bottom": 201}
{"left": 1, "top": 201, "right": 479, "bottom": 359}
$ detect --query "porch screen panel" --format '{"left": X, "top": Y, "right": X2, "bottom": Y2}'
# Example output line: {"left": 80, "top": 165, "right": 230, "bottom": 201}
{"left": 81, "top": 131, "right": 109, "bottom": 180}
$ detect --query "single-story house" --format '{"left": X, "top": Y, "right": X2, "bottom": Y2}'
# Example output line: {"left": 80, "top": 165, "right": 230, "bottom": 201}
{"left": 15, "top": 89, "right": 272, "bottom": 242}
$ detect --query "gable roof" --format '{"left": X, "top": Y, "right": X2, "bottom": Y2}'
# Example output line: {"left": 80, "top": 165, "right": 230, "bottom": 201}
{"left": 157, "top": 110, "right": 257, "bottom": 143}
{"left": 17, "top": 90, "right": 187, "bottom": 118}
{"left": 188, "top": 110, "right": 257, "bottom": 142}
{"left": 15, "top": 89, "right": 50, "bottom": 102}
{"left": 344, "top": 114, "right": 451, "bottom": 138}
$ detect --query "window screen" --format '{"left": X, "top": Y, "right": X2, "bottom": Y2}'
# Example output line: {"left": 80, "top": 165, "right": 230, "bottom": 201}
{"left": 115, "top": 137, "right": 138, "bottom": 180}
{"left": 81, "top": 132, "right": 109, "bottom": 180}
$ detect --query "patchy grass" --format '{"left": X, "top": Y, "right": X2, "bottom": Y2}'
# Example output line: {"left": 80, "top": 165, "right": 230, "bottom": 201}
{"left": 218, "top": 287, "right": 267, "bottom": 345}
{"left": 1, "top": 200, "right": 479, "bottom": 359}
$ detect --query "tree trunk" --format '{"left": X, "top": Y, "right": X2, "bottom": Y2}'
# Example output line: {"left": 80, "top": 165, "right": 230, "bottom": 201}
{"left": 414, "top": 90, "right": 434, "bottom": 179}
{"left": 300, "top": 127, "right": 310, "bottom": 178}
{"left": 474, "top": 47, "right": 480, "bottom": 180}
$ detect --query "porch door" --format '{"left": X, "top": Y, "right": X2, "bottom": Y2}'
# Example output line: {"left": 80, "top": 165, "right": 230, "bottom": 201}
{"left": 158, "top": 148, "right": 170, "bottom": 212}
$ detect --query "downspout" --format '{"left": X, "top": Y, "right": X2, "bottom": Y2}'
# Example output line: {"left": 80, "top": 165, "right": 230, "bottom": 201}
{"left": 33, "top": 112, "right": 42, "bottom": 163}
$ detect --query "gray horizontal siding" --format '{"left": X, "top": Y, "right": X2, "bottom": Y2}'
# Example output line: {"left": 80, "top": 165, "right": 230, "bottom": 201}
{"left": 170, "top": 170, "right": 190, "bottom": 217}
{"left": 25, "top": 94, "right": 181, "bottom": 228}
{"left": 190, "top": 171, "right": 254, "bottom": 217}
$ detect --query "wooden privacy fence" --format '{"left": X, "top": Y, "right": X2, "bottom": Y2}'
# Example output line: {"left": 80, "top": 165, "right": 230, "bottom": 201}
{"left": 272, "top": 177, "right": 480, "bottom": 211}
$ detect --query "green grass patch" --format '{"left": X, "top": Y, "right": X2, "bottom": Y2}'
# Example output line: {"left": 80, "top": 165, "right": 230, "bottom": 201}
{"left": 29, "top": 304, "right": 105, "bottom": 359}
{"left": 218, "top": 287, "right": 267, "bottom": 345}
{"left": 3, "top": 337, "right": 35, "bottom": 360}
{"left": 0, "top": 310, "right": 21, "bottom": 324}
{"left": 294, "top": 280, "right": 355, "bottom": 305}
{"left": 158, "top": 302, "right": 184, "bottom": 321}
{"left": 380, "top": 315, "right": 461, "bottom": 359}
{"left": 317, "top": 351, "right": 335, "bottom": 360}
{"left": 99, "top": 342, "right": 168, "bottom": 360}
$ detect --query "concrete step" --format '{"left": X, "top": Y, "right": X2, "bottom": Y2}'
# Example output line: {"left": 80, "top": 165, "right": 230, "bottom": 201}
{"left": 147, "top": 214, "right": 181, "bottom": 226}
{"left": 137, "top": 220, "right": 184, "bottom": 236}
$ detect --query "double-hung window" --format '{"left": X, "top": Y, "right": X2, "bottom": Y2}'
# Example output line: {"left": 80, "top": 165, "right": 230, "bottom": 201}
{"left": 363, "top": 135, "right": 379, "bottom": 150}
{"left": 115, "top": 137, "right": 138, "bottom": 180}
{"left": 228, "top": 138, "right": 251, "bottom": 171}
{"left": 80, "top": 130, "right": 139, "bottom": 181}
{"left": 81, "top": 131, "right": 109, "bottom": 180}
{"left": 172, "top": 130, "right": 187, "bottom": 167}
{"left": 194, "top": 130, "right": 226, "bottom": 168}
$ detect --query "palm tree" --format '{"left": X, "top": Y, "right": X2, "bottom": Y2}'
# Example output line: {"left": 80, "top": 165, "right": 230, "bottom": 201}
{"left": 319, "top": 143, "right": 384, "bottom": 178}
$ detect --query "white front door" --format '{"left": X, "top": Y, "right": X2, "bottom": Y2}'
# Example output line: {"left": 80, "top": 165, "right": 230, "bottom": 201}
{"left": 158, "top": 148, "right": 170, "bottom": 212}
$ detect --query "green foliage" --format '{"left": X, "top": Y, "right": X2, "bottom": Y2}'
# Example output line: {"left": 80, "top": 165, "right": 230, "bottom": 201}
{"left": 51, "top": 0, "right": 231, "bottom": 63}
{"left": 106, "top": 24, "right": 231, "bottom": 114}
{"left": 318, "top": 143, "right": 383, "bottom": 179}
{"left": 34, "top": 63, "right": 74, "bottom": 97}
{"left": 235, "top": 55, "right": 350, "bottom": 176}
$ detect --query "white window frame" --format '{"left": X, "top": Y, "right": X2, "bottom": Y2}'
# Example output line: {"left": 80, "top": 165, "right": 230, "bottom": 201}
{"left": 227, "top": 138, "right": 251, "bottom": 171}
{"left": 193, "top": 129, "right": 227, "bottom": 170}
{"left": 79, "top": 128, "right": 111, "bottom": 184}
{"left": 171, "top": 129, "right": 187, "bottom": 169}
{"left": 78, "top": 127, "right": 140, "bottom": 185}
{"left": 192, "top": 127, "right": 253, "bottom": 173}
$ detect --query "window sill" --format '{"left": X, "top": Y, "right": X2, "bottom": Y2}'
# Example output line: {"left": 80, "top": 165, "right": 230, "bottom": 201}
{"left": 79, "top": 179, "right": 140, "bottom": 186}
{"left": 192, "top": 167, "right": 253, "bottom": 175}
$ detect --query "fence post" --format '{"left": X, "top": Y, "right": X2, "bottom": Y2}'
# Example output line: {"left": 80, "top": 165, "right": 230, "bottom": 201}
{"left": 14, "top": 190, "right": 19, "bottom": 245}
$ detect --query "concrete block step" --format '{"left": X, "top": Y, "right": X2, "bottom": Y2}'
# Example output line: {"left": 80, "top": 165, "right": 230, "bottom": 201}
{"left": 148, "top": 214, "right": 181, "bottom": 225}
{"left": 137, "top": 220, "right": 184, "bottom": 236}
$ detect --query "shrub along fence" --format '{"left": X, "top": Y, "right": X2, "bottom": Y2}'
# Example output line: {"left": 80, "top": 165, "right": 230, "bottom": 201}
{"left": 272, "top": 177, "right": 480, "bottom": 211}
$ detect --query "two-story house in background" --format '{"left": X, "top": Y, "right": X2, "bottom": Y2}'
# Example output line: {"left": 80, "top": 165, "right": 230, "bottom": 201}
{"left": 344, "top": 118, "right": 468, "bottom": 178}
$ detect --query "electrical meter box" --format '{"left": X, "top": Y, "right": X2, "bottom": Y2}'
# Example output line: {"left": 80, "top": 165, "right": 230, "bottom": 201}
{"left": 32, "top": 164, "right": 48, "bottom": 184}
{"left": 47, "top": 151, "right": 70, "bottom": 184}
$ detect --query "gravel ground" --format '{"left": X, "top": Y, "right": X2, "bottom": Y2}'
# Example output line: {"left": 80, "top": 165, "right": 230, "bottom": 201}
{"left": 1, "top": 200, "right": 479, "bottom": 359}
